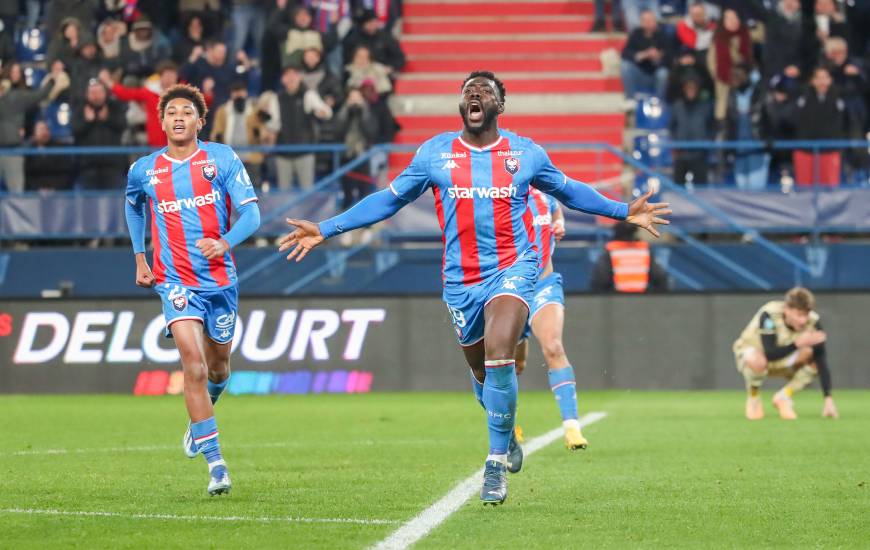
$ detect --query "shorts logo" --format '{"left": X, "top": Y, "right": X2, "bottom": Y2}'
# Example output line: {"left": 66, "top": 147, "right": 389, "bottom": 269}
{"left": 215, "top": 311, "right": 236, "bottom": 340}
{"left": 504, "top": 157, "right": 520, "bottom": 175}
{"left": 502, "top": 276, "right": 522, "bottom": 291}
{"left": 202, "top": 164, "right": 217, "bottom": 181}
{"left": 172, "top": 295, "right": 187, "bottom": 312}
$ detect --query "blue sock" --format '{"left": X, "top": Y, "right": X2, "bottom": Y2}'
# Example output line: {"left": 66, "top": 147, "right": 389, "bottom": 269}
{"left": 483, "top": 360, "right": 518, "bottom": 455}
{"left": 208, "top": 376, "right": 230, "bottom": 405}
{"left": 548, "top": 366, "right": 579, "bottom": 421}
{"left": 190, "top": 416, "right": 224, "bottom": 472}
{"left": 469, "top": 370, "right": 485, "bottom": 409}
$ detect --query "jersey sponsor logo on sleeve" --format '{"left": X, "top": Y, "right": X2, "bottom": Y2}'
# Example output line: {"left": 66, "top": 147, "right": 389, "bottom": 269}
{"left": 504, "top": 157, "right": 520, "bottom": 175}
{"left": 446, "top": 185, "right": 517, "bottom": 199}
{"left": 156, "top": 189, "right": 221, "bottom": 214}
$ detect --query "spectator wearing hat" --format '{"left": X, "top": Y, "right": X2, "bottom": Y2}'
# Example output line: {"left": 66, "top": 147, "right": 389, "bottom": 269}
{"left": 119, "top": 16, "right": 171, "bottom": 80}
{"left": 342, "top": 9, "right": 405, "bottom": 74}
{"left": 25, "top": 120, "right": 75, "bottom": 191}
{"left": 71, "top": 78, "right": 127, "bottom": 189}
{"left": 274, "top": 63, "right": 332, "bottom": 189}
{"left": 102, "top": 61, "right": 179, "bottom": 147}
{"left": 68, "top": 33, "right": 104, "bottom": 100}
{"left": 0, "top": 65, "right": 66, "bottom": 193}
{"left": 280, "top": 6, "right": 338, "bottom": 73}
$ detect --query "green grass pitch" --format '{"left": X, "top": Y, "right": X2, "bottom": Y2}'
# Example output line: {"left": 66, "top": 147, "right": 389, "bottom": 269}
{"left": 1, "top": 390, "right": 868, "bottom": 549}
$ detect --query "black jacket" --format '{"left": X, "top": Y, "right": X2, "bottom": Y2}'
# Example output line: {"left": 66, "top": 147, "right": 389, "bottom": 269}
{"left": 343, "top": 28, "right": 406, "bottom": 72}
{"left": 277, "top": 85, "right": 317, "bottom": 154}
{"left": 25, "top": 140, "right": 76, "bottom": 191}
{"left": 795, "top": 88, "right": 847, "bottom": 140}
{"left": 621, "top": 28, "right": 673, "bottom": 73}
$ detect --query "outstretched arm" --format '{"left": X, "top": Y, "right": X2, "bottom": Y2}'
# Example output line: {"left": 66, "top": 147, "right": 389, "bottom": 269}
{"left": 532, "top": 147, "right": 670, "bottom": 237}
{"left": 278, "top": 188, "right": 408, "bottom": 262}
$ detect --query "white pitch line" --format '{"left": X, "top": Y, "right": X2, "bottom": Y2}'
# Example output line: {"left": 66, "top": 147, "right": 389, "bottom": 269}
{"left": 0, "top": 508, "right": 398, "bottom": 526}
{"left": 371, "top": 411, "right": 608, "bottom": 550}
{"left": 3, "top": 439, "right": 444, "bottom": 457}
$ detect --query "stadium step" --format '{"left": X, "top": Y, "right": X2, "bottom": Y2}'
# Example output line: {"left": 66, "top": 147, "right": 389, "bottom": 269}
{"left": 404, "top": 1, "right": 597, "bottom": 17}
{"left": 395, "top": 76, "right": 622, "bottom": 95}
{"left": 390, "top": 0, "right": 627, "bottom": 183}
{"left": 403, "top": 16, "right": 600, "bottom": 35}
{"left": 401, "top": 36, "right": 625, "bottom": 56}
{"left": 404, "top": 56, "right": 603, "bottom": 74}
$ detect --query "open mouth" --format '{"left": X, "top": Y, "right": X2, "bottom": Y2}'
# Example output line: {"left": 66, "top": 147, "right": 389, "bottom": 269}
{"left": 173, "top": 122, "right": 185, "bottom": 134}
{"left": 467, "top": 101, "right": 483, "bottom": 123}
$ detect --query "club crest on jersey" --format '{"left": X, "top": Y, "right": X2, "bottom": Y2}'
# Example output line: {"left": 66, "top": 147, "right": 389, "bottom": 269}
{"left": 504, "top": 157, "right": 520, "bottom": 175}
{"left": 172, "top": 294, "right": 187, "bottom": 312}
{"left": 202, "top": 164, "right": 217, "bottom": 181}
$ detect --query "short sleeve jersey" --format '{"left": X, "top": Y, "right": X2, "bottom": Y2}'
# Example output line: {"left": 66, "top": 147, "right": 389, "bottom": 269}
{"left": 126, "top": 140, "right": 258, "bottom": 289}
{"left": 390, "top": 129, "right": 574, "bottom": 286}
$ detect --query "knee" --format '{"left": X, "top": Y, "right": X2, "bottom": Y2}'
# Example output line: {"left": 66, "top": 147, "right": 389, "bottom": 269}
{"left": 541, "top": 338, "right": 566, "bottom": 364}
{"left": 209, "top": 359, "right": 231, "bottom": 382}
{"left": 184, "top": 361, "right": 208, "bottom": 387}
{"left": 745, "top": 352, "right": 767, "bottom": 374}
{"left": 470, "top": 365, "right": 486, "bottom": 384}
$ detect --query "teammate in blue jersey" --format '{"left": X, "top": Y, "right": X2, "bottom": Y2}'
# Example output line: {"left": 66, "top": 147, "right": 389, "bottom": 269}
{"left": 125, "top": 83, "right": 260, "bottom": 496}
{"left": 278, "top": 71, "right": 670, "bottom": 505}
{"left": 513, "top": 187, "right": 589, "bottom": 452}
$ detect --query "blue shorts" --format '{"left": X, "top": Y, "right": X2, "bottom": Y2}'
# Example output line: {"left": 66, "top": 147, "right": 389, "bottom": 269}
{"left": 443, "top": 254, "right": 539, "bottom": 346}
{"left": 155, "top": 283, "right": 239, "bottom": 344}
{"left": 521, "top": 272, "right": 565, "bottom": 341}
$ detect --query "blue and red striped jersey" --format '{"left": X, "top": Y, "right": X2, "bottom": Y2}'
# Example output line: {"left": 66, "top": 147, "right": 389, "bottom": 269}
{"left": 390, "top": 129, "right": 575, "bottom": 286}
{"left": 126, "top": 140, "right": 258, "bottom": 289}
{"left": 527, "top": 187, "right": 559, "bottom": 270}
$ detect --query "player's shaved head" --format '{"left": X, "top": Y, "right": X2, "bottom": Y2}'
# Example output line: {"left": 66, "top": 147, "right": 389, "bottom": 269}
{"left": 158, "top": 83, "right": 208, "bottom": 121}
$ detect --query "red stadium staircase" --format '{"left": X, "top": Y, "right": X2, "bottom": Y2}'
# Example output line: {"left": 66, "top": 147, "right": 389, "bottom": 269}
{"left": 391, "top": 0, "right": 627, "bottom": 187}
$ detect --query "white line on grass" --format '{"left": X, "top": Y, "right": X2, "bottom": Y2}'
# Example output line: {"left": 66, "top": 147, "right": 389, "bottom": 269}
{"left": 370, "top": 411, "right": 608, "bottom": 550}
{"left": 4, "top": 439, "right": 442, "bottom": 457}
{"left": 0, "top": 508, "right": 399, "bottom": 526}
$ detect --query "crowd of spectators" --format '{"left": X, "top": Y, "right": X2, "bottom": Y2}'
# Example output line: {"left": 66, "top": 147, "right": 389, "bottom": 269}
{"left": 0, "top": 0, "right": 403, "bottom": 195}
{"left": 619, "top": 0, "right": 870, "bottom": 187}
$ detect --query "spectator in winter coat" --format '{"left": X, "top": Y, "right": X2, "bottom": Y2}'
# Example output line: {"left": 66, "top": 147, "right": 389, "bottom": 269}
{"left": 345, "top": 45, "right": 392, "bottom": 95}
{"left": 0, "top": 67, "right": 65, "bottom": 192}
{"left": 669, "top": 78, "right": 715, "bottom": 185}
{"left": 620, "top": 10, "right": 672, "bottom": 101}
{"left": 725, "top": 65, "right": 769, "bottom": 189}
{"left": 793, "top": 66, "right": 847, "bottom": 185}
{"left": 280, "top": 6, "right": 337, "bottom": 72}
{"left": 25, "top": 120, "right": 75, "bottom": 191}
{"left": 707, "top": 9, "right": 754, "bottom": 121}
{"left": 71, "top": 79, "right": 128, "bottom": 189}
{"left": 676, "top": 2, "right": 715, "bottom": 58}
{"left": 342, "top": 9, "right": 405, "bottom": 74}
{"left": 118, "top": 16, "right": 171, "bottom": 80}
